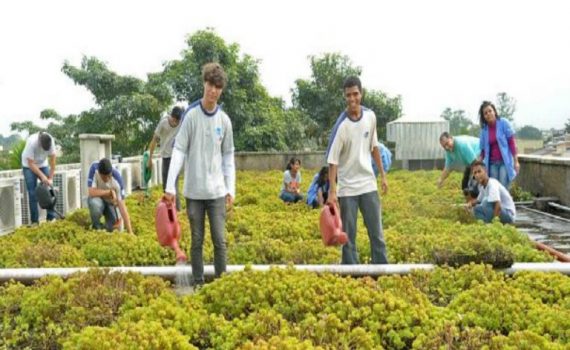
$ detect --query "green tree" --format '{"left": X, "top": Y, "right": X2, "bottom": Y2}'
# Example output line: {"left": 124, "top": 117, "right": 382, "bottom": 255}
{"left": 0, "top": 134, "right": 23, "bottom": 150}
{"left": 161, "top": 29, "right": 311, "bottom": 151}
{"left": 62, "top": 56, "right": 173, "bottom": 158}
{"left": 11, "top": 57, "right": 173, "bottom": 162}
{"left": 10, "top": 121, "right": 42, "bottom": 135}
{"left": 292, "top": 53, "right": 401, "bottom": 146}
{"left": 565, "top": 118, "right": 570, "bottom": 133}
{"left": 517, "top": 125, "right": 543, "bottom": 140}
{"left": 11, "top": 110, "right": 81, "bottom": 163}
{"left": 496, "top": 92, "right": 516, "bottom": 121}
{"left": 440, "top": 108, "right": 477, "bottom": 135}
{"left": 9, "top": 140, "right": 26, "bottom": 170}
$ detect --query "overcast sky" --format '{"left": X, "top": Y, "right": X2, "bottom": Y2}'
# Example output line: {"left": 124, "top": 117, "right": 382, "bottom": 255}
{"left": 1, "top": 0, "right": 569, "bottom": 137}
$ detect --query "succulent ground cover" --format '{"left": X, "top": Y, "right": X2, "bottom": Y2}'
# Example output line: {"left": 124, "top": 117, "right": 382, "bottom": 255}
{"left": 1, "top": 170, "right": 566, "bottom": 349}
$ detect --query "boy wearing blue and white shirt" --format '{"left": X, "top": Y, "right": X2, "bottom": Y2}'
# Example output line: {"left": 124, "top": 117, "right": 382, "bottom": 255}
{"left": 327, "top": 76, "right": 389, "bottom": 264}
{"left": 87, "top": 158, "right": 133, "bottom": 233}
{"left": 470, "top": 160, "right": 516, "bottom": 224}
{"left": 165, "top": 62, "right": 236, "bottom": 286}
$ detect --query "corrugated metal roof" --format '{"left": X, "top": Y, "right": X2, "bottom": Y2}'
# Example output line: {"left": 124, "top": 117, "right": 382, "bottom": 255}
{"left": 388, "top": 116, "right": 448, "bottom": 124}
{"left": 387, "top": 120, "right": 448, "bottom": 160}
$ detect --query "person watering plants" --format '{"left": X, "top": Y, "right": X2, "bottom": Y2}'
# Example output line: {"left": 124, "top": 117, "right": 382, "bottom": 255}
{"left": 326, "top": 76, "right": 389, "bottom": 265}
{"left": 87, "top": 158, "right": 133, "bottom": 234}
{"left": 21, "top": 131, "right": 57, "bottom": 224}
{"left": 164, "top": 62, "right": 236, "bottom": 288}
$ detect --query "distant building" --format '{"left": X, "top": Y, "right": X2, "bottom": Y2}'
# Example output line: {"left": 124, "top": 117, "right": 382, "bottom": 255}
{"left": 387, "top": 117, "right": 448, "bottom": 170}
{"left": 531, "top": 133, "right": 570, "bottom": 157}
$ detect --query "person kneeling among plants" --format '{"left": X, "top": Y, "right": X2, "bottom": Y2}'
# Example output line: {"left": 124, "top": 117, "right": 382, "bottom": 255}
{"left": 279, "top": 157, "right": 303, "bottom": 203}
{"left": 469, "top": 160, "right": 516, "bottom": 224}
{"left": 306, "top": 166, "right": 329, "bottom": 209}
{"left": 87, "top": 158, "right": 133, "bottom": 233}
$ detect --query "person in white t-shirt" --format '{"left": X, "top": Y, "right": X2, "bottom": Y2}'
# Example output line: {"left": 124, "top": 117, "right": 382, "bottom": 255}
{"left": 164, "top": 62, "right": 236, "bottom": 286}
{"left": 470, "top": 160, "right": 516, "bottom": 224}
{"left": 21, "top": 131, "right": 57, "bottom": 224}
{"left": 326, "top": 76, "right": 389, "bottom": 264}
{"left": 147, "top": 106, "right": 183, "bottom": 210}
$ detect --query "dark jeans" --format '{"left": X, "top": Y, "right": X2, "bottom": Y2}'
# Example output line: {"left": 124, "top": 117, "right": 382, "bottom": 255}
{"left": 462, "top": 165, "right": 479, "bottom": 199}
{"left": 339, "top": 191, "right": 388, "bottom": 264}
{"left": 162, "top": 157, "right": 181, "bottom": 211}
{"left": 22, "top": 166, "right": 55, "bottom": 223}
{"left": 474, "top": 200, "right": 515, "bottom": 224}
{"left": 88, "top": 197, "right": 118, "bottom": 232}
{"left": 186, "top": 197, "right": 227, "bottom": 285}
{"left": 280, "top": 191, "right": 303, "bottom": 203}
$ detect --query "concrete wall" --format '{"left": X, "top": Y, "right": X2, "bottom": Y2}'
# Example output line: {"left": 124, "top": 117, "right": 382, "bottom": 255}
{"left": 234, "top": 151, "right": 326, "bottom": 171}
{"left": 518, "top": 155, "right": 570, "bottom": 206}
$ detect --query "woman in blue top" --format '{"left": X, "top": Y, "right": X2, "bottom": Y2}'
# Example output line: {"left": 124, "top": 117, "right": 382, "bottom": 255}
{"left": 279, "top": 157, "right": 303, "bottom": 203}
{"left": 306, "top": 166, "right": 330, "bottom": 208}
{"left": 478, "top": 101, "right": 520, "bottom": 188}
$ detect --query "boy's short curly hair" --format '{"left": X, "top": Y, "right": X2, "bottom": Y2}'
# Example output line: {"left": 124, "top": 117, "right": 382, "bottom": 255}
{"left": 202, "top": 62, "right": 227, "bottom": 89}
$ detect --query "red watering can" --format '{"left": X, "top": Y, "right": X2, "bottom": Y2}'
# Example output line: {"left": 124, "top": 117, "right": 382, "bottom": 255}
{"left": 155, "top": 197, "right": 187, "bottom": 262}
{"left": 319, "top": 202, "right": 348, "bottom": 246}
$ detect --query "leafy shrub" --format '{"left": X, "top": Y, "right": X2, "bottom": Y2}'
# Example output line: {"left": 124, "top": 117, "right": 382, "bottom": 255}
{"left": 509, "top": 271, "right": 570, "bottom": 307}
{"left": 449, "top": 281, "right": 570, "bottom": 343}
{"left": 407, "top": 264, "right": 504, "bottom": 306}
{"left": 489, "top": 330, "right": 567, "bottom": 350}
{"left": 63, "top": 320, "right": 196, "bottom": 350}
{"left": 0, "top": 270, "right": 169, "bottom": 349}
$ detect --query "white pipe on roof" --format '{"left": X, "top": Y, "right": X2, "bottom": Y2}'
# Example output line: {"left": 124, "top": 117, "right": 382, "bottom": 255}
{"left": 1, "top": 263, "right": 569, "bottom": 284}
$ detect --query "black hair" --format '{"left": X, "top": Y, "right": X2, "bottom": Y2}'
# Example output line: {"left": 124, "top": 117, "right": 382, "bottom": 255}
{"left": 286, "top": 157, "right": 301, "bottom": 171}
{"left": 171, "top": 106, "right": 183, "bottom": 120}
{"left": 39, "top": 132, "right": 52, "bottom": 151}
{"left": 439, "top": 131, "right": 451, "bottom": 142}
{"left": 317, "top": 166, "right": 329, "bottom": 187}
{"left": 343, "top": 76, "right": 362, "bottom": 93}
{"left": 478, "top": 101, "right": 500, "bottom": 127}
{"left": 471, "top": 160, "right": 486, "bottom": 169}
{"left": 98, "top": 158, "right": 113, "bottom": 175}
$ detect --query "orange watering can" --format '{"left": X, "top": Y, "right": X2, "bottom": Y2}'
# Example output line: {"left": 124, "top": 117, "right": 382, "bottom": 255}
{"left": 155, "top": 197, "right": 187, "bottom": 262}
{"left": 319, "top": 202, "right": 348, "bottom": 246}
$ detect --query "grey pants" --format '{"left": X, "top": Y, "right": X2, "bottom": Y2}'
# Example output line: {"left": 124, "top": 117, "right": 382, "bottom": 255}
{"left": 339, "top": 191, "right": 388, "bottom": 264}
{"left": 186, "top": 197, "right": 227, "bottom": 285}
{"left": 88, "top": 197, "right": 118, "bottom": 232}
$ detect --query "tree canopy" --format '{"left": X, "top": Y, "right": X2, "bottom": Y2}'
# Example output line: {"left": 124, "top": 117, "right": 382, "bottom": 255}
{"left": 162, "top": 29, "right": 312, "bottom": 151}
{"left": 292, "top": 53, "right": 402, "bottom": 146}
{"left": 11, "top": 29, "right": 402, "bottom": 160}
{"left": 440, "top": 108, "right": 479, "bottom": 136}
{"left": 517, "top": 125, "right": 543, "bottom": 140}
{"left": 495, "top": 92, "right": 516, "bottom": 121}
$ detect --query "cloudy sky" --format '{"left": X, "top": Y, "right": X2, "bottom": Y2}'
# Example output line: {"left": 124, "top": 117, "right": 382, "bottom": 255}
{"left": 1, "top": 0, "right": 569, "bottom": 137}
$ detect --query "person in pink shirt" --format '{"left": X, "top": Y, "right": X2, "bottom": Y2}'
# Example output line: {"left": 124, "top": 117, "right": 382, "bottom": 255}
{"left": 478, "top": 101, "right": 519, "bottom": 188}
